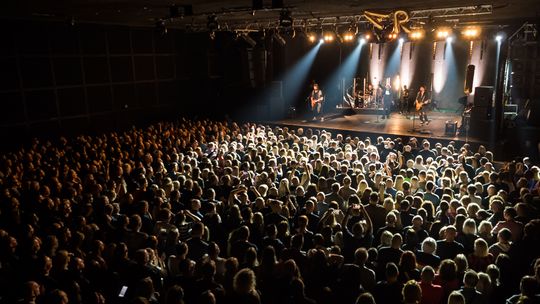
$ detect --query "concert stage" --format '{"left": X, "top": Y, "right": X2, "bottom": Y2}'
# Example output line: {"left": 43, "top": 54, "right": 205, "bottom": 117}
{"left": 272, "top": 110, "right": 487, "bottom": 145}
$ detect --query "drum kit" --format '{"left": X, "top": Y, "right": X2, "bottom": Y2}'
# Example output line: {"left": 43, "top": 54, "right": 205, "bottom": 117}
{"left": 344, "top": 81, "right": 382, "bottom": 109}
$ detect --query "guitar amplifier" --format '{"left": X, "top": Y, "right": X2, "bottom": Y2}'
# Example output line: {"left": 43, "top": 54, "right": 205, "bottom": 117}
{"left": 445, "top": 120, "right": 458, "bottom": 136}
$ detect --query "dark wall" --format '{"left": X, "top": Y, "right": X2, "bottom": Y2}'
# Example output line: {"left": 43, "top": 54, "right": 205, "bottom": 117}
{"left": 0, "top": 20, "right": 265, "bottom": 146}
{"left": 0, "top": 20, "right": 194, "bottom": 143}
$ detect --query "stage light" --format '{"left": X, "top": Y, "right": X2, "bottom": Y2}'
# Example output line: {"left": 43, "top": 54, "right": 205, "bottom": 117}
{"left": 320, "top": 38, "right": 325, "bottom": 44}
{"left": 435, "top": 28, "right": 451, "bottom": 40}
{"left": 495, "top": 34, "right": 503, "bottom": 42}
{"left": 409, "top": 30, "right": 424, "bottom": 40}
{"left": 462, "top": 27, "right": 481, "bottom": 39}
{"left": 342, "top": 31, "right": 355, "bottom": 42}
{"left": 399, "top": 37, "right": 404, "bottom": 44}
{"left": 387, "top": 32, "right": 398, "bottom": 40}
{"left": 307, "top": 32, "right": 317, "bottom": 43}
{"left": 364, "top": 33, "right": 371, "bottom": 41}
{"left": 446, "top": 36, "right": 453, "bottom": 43}
{"left": 360, "top": 38, "right": 366, "bottom": 45}
{"left": 323, "top": 32, "right": 335, "bottom": 43}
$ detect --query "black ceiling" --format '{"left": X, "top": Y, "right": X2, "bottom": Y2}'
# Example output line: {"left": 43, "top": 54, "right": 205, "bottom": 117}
{"left": 2, "top": 0, "right": 539, "bottom": 30}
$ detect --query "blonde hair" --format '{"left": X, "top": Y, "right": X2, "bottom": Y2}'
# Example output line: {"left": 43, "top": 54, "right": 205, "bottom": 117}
{"left": 474, "top": 238, "right": 489, "bottom": 258}
{"left": 462, "top": 219, "right": 477, "bottom": 235}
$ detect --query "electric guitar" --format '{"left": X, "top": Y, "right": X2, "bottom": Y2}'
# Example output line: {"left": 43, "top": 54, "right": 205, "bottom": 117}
{"left": 311, "top": 96, "right": 323, "bottom": 109}
{"left": 415, "top": 97, "right": 431, "bottom": 111}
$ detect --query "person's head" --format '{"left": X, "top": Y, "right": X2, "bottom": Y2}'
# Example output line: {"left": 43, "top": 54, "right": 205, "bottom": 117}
{"left": 355, "top": 292, "right": 376, "bottom": 304}
{"left": 462, "top": 219, "right": 477, "bottom": 235}
{"left": 233, "top": 268, "right": 257, "bottom": 295}
{"left": 313, "top": 83, "right": 319, "bottom": 91}
{"left": 476, "top": 272, "right": 492, "bottom": 295}
{"left": 402, "top": 280, "right": 422, "bottom": 304}
{"left": 419, "top": 85, "right": 425, "bottom": 93}
{"left": 165, "top": 285, "right": 185, "bottom": 304}
{"left": 497, "top": 228, "right": 512, "bottom": 244}
{"left": 463, "top": 270, "right": 479, "bottom": 288}
{"left": 400, "top": 251, "right": 417, "bottom": 271}
{"left": 519, "top": 276, "right": 538, "bottom": 297}
{"left": 391, "top": 233, "right": 403, "bottom": 249}
{"left": 385, "top": 262, "right": 399, "bottom": 282}
{"left": 439, "top": 259, "right": 458, "bottom": 281}
{"left": 354, "top": 248, "right": 369, "bottom": 266}
{"left": 421, "top": 266, "right": 436, "bottom": 283}
{"left": 447, "top": 291, "right": 465, "bottom": 304}
{"left": 421, "top": 237, "right": 437, "bottom": 254}
{"left": 444, "top": 226, "right": 457, "bottom": 241}
{"left": 473, "top": 238, "right": 489, "bottom": 258}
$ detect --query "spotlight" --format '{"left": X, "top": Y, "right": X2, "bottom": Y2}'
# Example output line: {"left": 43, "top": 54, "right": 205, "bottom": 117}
{"left": 409, "top": 30, "right": 424, "bottom": 40}
{"left": 446, "top": 36, "right": 453, "bottom": 43}
{"left": 462, "top": 27, "right": 480, "bottom": 39}
{"left": 320, "top": 38, "right": 325, "bottom": 44}
{"left": 435, "top": 28, "right": 451, "bottom": 40}
{"left": 387, "top": 32, "right": 398, "bottom": 40}
{"left": 495, "top": 34, "right": 503, "bottom": 42}
{"left": 360, "top": 38, "right": 366, "bottom": 44}
{"left": 342, "top": 31, "right": 355, "bottom": 42}
{"left": 323, "top": 32, "right": 335, "bottom": 42}
{"left": 364, "top": 33, "right": 371, "bottom": 41}
{"left": 307, "top": 32, "right": 317, "bottom": 43}
{"left": 399, "top": 37, "right": 404, "bottom": 44}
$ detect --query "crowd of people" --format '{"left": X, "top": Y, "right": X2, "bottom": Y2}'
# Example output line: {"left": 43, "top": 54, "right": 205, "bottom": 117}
{"left": 1, "top": 118, "right": 540, "bottom": 304}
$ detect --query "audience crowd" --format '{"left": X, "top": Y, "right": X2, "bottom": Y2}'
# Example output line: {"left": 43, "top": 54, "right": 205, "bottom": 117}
{"left": 1, "top": 118, "right": 540, "bottom": 304}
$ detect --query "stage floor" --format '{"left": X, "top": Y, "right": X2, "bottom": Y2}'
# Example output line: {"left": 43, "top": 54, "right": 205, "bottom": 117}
{"left": 272, "top": 110, "right": 485, "bottom": 144}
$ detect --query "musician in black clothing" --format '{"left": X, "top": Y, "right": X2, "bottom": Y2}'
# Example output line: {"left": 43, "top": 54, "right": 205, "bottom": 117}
{"left": 415, "top": 85, "right": 431, "bottom": 125}
{"left": 310, "top": 83, "right": 324, "bottom": 121}
{"left": 381, "top": 83, "right": 393, "bottom": 119}
{"left": 400, "top": 85, "right": 410, "bottom": 114}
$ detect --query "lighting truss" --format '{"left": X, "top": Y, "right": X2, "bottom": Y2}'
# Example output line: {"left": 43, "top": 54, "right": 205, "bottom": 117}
{"left": 508, "top": 22, "right": 538, "bottom": 44}
{"left": 409, "top": 5, "right": 493, "bottom": 20}
{"left": 175, "top": 5, "right": 494, "bottom": 32}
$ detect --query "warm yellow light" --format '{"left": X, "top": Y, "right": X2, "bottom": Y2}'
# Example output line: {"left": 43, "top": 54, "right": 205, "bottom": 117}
{"left": 323, "top": 32, "right": 335, "bottom": 42}
{"left": 462, "top": 27, "right": 481, "bottom": 39}
{"left": 308, "top": 32, "right": 317, "bottom": 43}
{"left": 342, "top": 32, "right": 355, "bottom": 42}
{"left": 409, "top": 30, "right": 424, "bottom": 40}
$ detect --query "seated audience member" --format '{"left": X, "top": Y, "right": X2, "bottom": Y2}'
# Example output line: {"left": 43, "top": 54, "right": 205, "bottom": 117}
{"left": 506, "top": 275, "right": 540, "bottom": 304}
{"left": 402, "top": 280, "right": 423, "bottom": 304}
{"left": 437, "top": 226, "right": 465, "bottom": 261}
{"left": 373, "top": 263, "right": 403, "bottom": 304}
{"left": 467, "top": 238, "right": 494, "bottom": 272}
{"left": 458, "top": 270, "right": 488, "bottom": 304}
{"left": 488, "top": 228, "right": 512, "bottom": 259}
{"left": 419, "top": 266, "right": 444, "bottom": 304}
{"left": 417, "top": 237, "right": 441, "bottom": 268}
{"left": 491, "top": 207, "right": 523, "bottom": 242}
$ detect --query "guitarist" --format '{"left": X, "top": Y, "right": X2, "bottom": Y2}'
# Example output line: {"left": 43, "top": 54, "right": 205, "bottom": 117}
{"left": 415, "top": 85, "right": 431, "bottom": 125}
{"left": 310, "top": 83, "right": 324, "bottom": 121}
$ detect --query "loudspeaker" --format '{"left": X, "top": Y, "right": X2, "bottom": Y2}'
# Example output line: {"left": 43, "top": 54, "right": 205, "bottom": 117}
{"left": 474, "top": 86, "right": 493, "bottom": 107}
{"left": 465, "top": 65, "right": 475, "bottom": 93}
